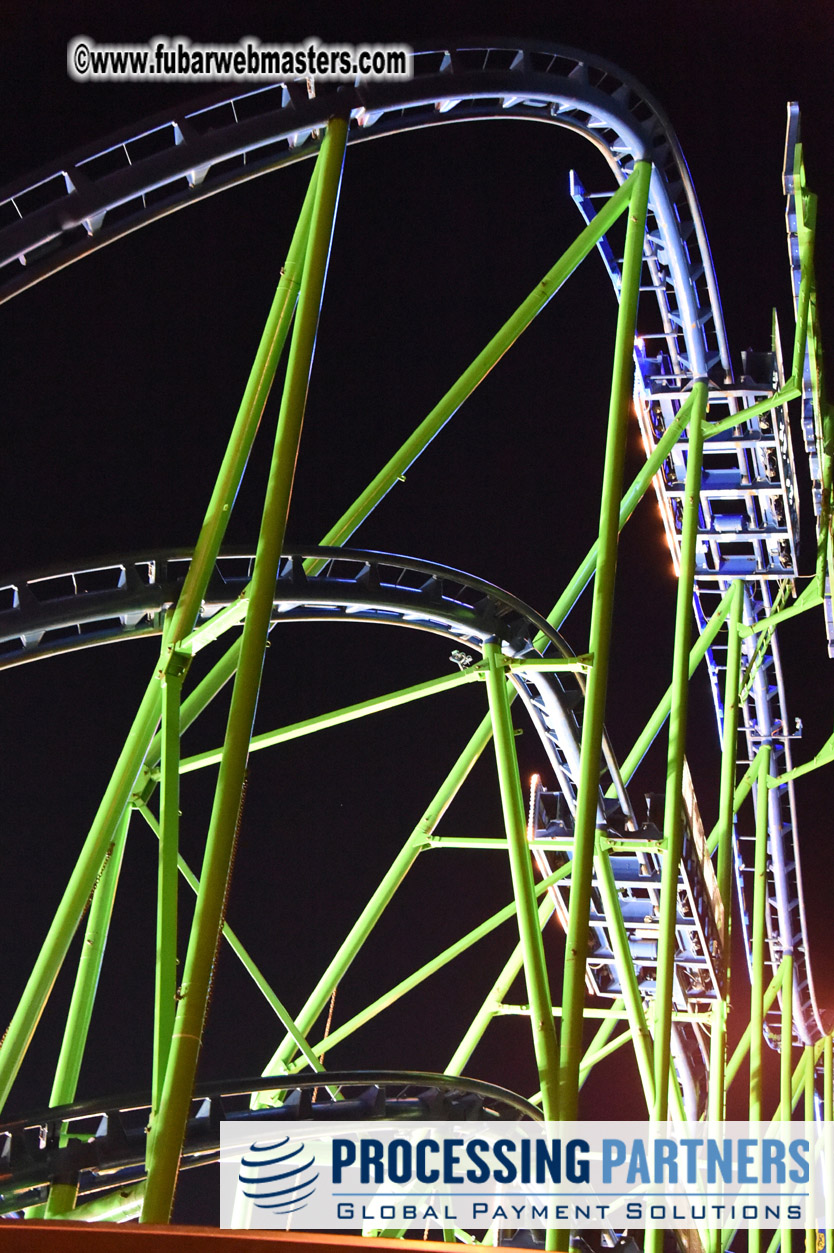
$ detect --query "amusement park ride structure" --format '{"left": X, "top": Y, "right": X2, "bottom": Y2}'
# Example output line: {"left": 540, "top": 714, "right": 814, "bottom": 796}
{"left": 0, "top": 39, "right": 832, "bottom": 1253}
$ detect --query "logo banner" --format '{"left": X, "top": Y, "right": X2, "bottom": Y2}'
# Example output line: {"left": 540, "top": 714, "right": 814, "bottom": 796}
{"left": 219, "top": 1120, "right": 833, "bottom": 1232}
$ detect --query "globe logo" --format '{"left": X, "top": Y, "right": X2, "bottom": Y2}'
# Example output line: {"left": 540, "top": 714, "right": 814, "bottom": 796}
{"left": 238, "top": 1135, "right": 319, "bottom": 1214}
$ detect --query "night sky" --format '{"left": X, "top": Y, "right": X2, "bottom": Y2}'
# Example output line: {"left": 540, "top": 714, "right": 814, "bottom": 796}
{"left": 1, "top": 0, "right": 833, "bottom": 1205}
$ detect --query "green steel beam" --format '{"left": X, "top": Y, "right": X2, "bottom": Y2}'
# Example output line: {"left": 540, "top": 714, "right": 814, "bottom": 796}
{"left": 724, "top": 961, "right": 785, "bottom": 1089}
{"left": 0, "top": 672, "right": 162, "bottom": 1111}
{"left": 258, "top": 704, "right": 497, "bottom": 1088}
{"left": 593, "top": 844, "right": 656, "bottom": 1111}
{"left": 287, "top": 863, "right": 574, "bottom": 1067}
{"left": 780, "top": 950, "right": 794, "bottom": 1253}
{"left": 652, "top": 381, "right": 707, "bottom": 1124}
{"left": 447, "top": 887, "right": 559, "bottom": 1077}
{"left": 163, "top": 168, "right": 319, "bottom": 651}
{"left": 142, "top": 115, "right": 348, "bottom": 1225}
{"left": 749, "top": 748, "right": 772, "bottom": 1124}
{"left": 47, "top": 806, "right": 131, "bottom": 1112}
{"left": 170, "top": 664, "right": 490, "bottom": 777}
{"left": 483, "top": 642, "right": 560, "bottom": 1123}
{"left": 307, "top": 168, "right": 644, "bottom": 569}
{"left": 607, "top": 580, "right": 735, "bottom": 795}
{"left": 709, "top": 579, "right": 743, "bottom": 1124}
{"left": 821, "top": 1032, "right": 826, "bottom": 1253}
{"left": 42, "top": 808, "right": 132, "bottom": 1219}
{"left": 153, "top": 656, "right": 185, "bottom": 1115}
{"left": 134, "top": 801, "right": 327, "bottom": 1080}
{"left": 558, "top": 160, "right": 652, "bottom": 1125}
{"left": 538, "top": 383, "right": 704, "bottom": 643}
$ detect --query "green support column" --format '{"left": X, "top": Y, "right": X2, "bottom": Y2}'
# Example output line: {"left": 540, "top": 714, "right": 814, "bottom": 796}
{"left": 804, "top": 1043, "right": 815, "bottom": 1253}
{"left": 652, "top": 382, "right": 707, "bottom": 1122}
{"left": 781, "top": 953, "right": 794, "bottom": 1253}
{"left": 825, "top": 1035, "right": 833, "bottom": 1253}
{"left": 748, "top": 746, "right": 771, "bottom": 1253}
{"left": 153, "top": 654, "right": 185, "bottom": 1114}
{"left": 558, "top": 159, "right": 652, "bottom": 1123}
{"left": 42, "top": 807, "right": 131, "bottom": 1219}
{"left": 483, "top": 642, "right": 560, "bottom": 1123}
{"left": 709, "top": 579, "right": 744, "bottom": 1124}
{"left": 749, "top": 747, "right": 771, "bottom": 1123}
{"left": 47, "top": 806, "right": 131, "bottom": 1111}
{"left": 141, "top": 115, "right": 348, "bottom": 1225}
{"left": 164, "top": 167, "right": 319, "bottom": 647}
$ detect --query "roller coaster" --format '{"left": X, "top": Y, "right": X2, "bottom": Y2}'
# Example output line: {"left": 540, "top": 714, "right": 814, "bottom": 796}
{"left": 0, "top": 39, "right": 832, "bottom": 1253}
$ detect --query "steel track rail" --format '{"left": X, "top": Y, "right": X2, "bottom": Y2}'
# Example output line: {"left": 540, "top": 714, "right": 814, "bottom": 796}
{"left": 0, "top": 1070, "right": 541, "bottom": 1215}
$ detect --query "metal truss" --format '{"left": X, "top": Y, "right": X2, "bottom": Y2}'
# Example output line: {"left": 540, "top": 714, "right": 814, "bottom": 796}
{"left": 0, "top": 40, "right": 832, "bottom": 1253}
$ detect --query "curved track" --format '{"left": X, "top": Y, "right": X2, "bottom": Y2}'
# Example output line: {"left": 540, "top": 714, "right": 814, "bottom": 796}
{"left": 0, "top": 37, "right": 831, "bottom": 1231}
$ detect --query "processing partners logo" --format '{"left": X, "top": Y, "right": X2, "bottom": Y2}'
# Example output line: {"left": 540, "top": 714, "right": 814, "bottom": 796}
{"left": 220, "top": 1120, "right": 833, "bottom": 1233}
{"left": 238, "top": 1135, "right": 319, "bottom": 1216}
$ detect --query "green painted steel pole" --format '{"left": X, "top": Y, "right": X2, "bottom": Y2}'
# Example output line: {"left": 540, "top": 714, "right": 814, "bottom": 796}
{"left": 447, "top": 890, "right": 559, "bottom": 1076}
{"left": 725, "top": 963, "right": 784, "bottom": 1089}
{"left": 152, "top": 659, "right": 185, "bottom": 1114}
{"left": 135, "top": 801, "right": 328, "bottom": 1078}
{"left": 295, "top": 863, "right": 574, "bottom": 1065}
{"left": 164, "top": 169, "right": 318, "bottom": 647}
{"left": 259, "top": 704, "right": 495, "bottom": 1084}
{"left": 825, "top": 1034, "right": 833, "bottom": 1253}
{"left": 0, "top": 674, "right": 161, "bottom": 1111}
{"left": 539, "top": 384, "right": 702, "bottom": 643}
{"left": 141, "top": 116, "right": 347, "bottom": 1224}
{"left": 804, "top": 1044, "right": 815, "bottom": 1253}
{"left": 716, "top": 581, "right": 744, "bottom": 949}
{"left": 749, "top": 747, "right": 771, "bottom": 1124}
{"left": 482, "top": 642, "right": 560, "bottom": 1123}
{"left": 652, "top": 381, "right": 707, "bottom": 1125}
{"left": 593, "top": 845, "right": 656, "bottom": 1110}
{"left": 47, "top": 805, "right": 131, "bottom": 1112}
{"left": 558, "top": 159, "right": 652, "bottom": 1124}
{"left": 43, "top": 806, "right": 131, "bottom": 1218}
{"left": 309, "top": 170, "right": 641, "bottom": 567}
{"left": 609, "top": 582, "right": 735, "bottom": 794}
{"left": 781, "top": 953, "right": 794, "bottom": 1253}
{"left": 175, "top": 665, "right": 488, "bottom": 776}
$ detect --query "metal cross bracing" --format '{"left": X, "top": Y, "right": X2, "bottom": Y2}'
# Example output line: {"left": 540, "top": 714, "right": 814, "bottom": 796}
{"left": 0, "top": 39, "right": 832, "bottom": 1253}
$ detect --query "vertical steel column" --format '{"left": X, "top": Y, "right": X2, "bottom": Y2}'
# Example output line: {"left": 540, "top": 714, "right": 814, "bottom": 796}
{"left": 558, "top": 159, "right": 652, "bottom": 1121}
{"left": 447, "top": 889, "right": 560, "bottom": 1077}
{"left": 652, "top": 382, "right": 707, "bottom": 1123}
{"left": 748, "top": 746, "right": 771, "bottom": 1253}
{"left": 781, "top": 954, "right": 794, "bottom": 1253}
{"left": 825, "top": 1035, "right": 833, "bottom": 1253}
{"left": 141, "top": 116, "right": 347, "bottom": 1225}
{"left": 483, "top": 642, "right": 560, "bottom": 1122}
{"left": 749, "top": 746, "right": 771, "bottom": 1123}
{"left": 152, "top": 655, "right": 185, "bottom": 1114}
{"left": 709, "top": 579, "right": 744, "bottom": 1124}
{"left": 804, "top": 1044, "right": 815, "bottom": 1253}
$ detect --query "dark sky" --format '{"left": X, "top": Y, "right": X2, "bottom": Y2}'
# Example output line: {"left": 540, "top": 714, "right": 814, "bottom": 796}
{"left": 1, "top": 0, "right": 833, "bottom": 1189}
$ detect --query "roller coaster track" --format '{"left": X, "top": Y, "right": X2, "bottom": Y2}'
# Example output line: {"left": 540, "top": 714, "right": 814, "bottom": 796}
{"left": 0, "top": 38, "right": 832, "bottom": 1241}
